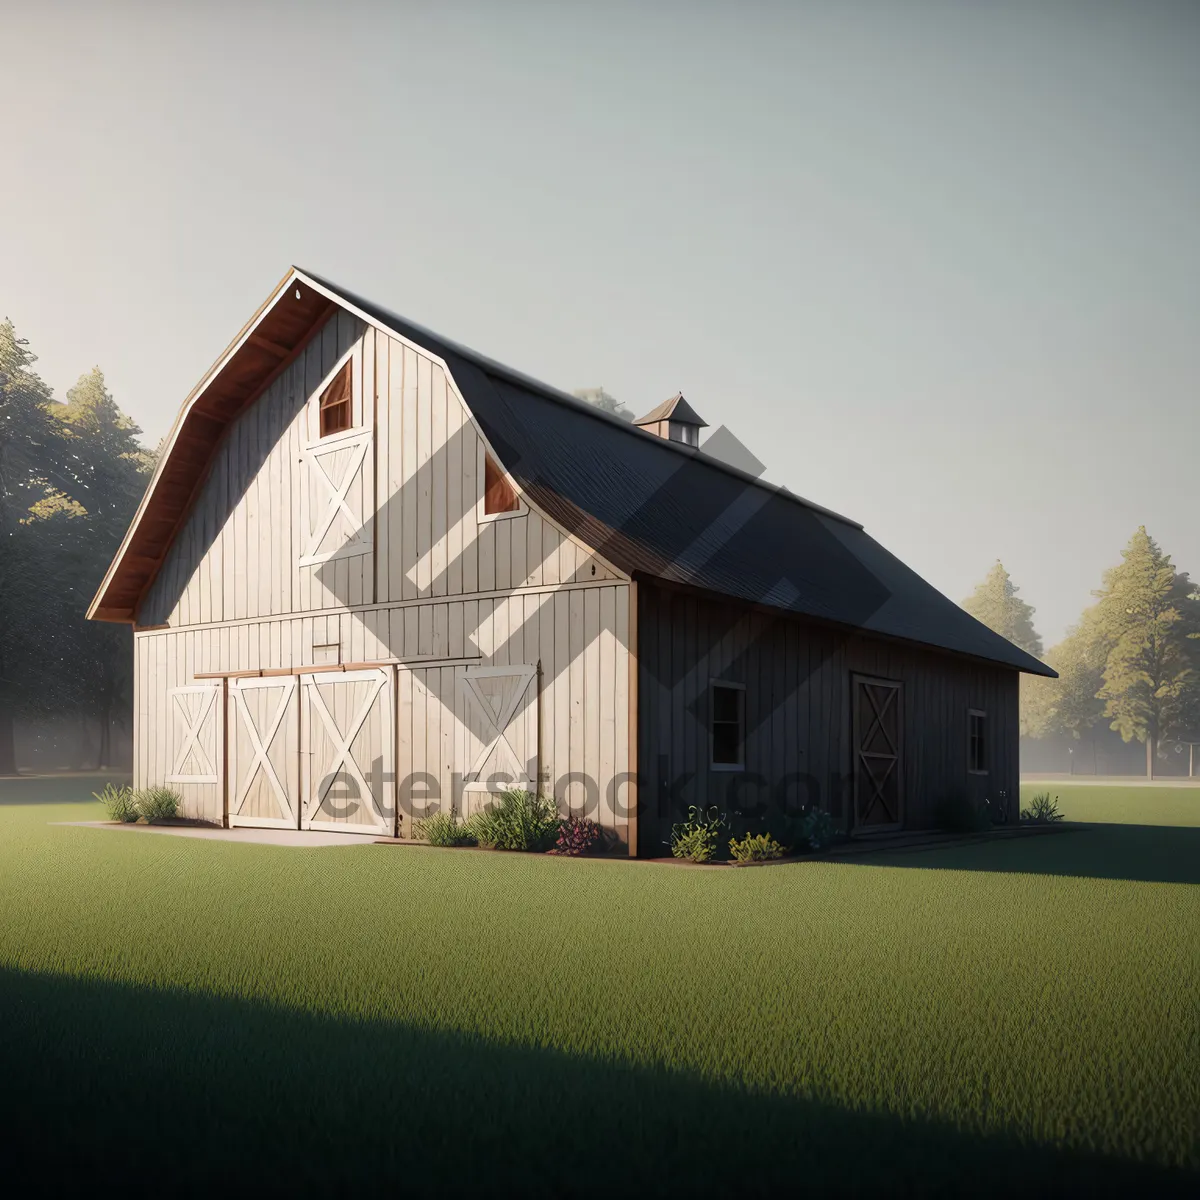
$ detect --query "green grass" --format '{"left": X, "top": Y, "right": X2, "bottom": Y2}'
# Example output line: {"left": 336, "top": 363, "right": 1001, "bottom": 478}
{"left": 1020, "top": 781, "right": 1200, "bottom": 827}
{"left": 0, "top": 776, "right": 1197, "bottom": 1195}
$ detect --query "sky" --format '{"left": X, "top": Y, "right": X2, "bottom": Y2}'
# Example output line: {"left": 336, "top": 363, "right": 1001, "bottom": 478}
{"left": 4, "top": 0, "right": 1199, "bottom": 647}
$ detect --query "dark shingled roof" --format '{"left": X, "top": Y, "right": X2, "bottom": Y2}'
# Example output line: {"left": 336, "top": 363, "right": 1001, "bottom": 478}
{"left": 633, "top": 392, "right": 708, "bottom": 428}
{"left": 304, "top": 271, "right": 1055, "bottom": 678}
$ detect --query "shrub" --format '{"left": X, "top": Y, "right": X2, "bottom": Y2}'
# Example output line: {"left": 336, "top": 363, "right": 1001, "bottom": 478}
{"left": 94, "top": 782, "right": 138, "bottom": 823}
{"left": 468, "top": 789, "right": 561, "bottom": 852}
{"left": 670, "top": 805, "right": 727, "bottom": 862}
{"left": 934, "top": 789, "right": 991, "bottom": 834}
{"left": 414, "top": 810, "right": 478, "bottom": 847}
{"left": 133, "top": 787, "right": 181, "bottom": 823}
{"left": 728, "top": 831, "right": 787, "bottom": 862}
{"left": 556, "top": 816, "right": 605, "bottom": 856}
{"left": 800, "top": 806, "right": 836, "bottom": 851}
{"left": 1021, "top": 791, "right": 1064, "bottom": 824}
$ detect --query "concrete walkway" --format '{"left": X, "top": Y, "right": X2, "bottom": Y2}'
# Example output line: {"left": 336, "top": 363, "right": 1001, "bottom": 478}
{"left": 56, "top": 821, "right": 380, "bottom": 847}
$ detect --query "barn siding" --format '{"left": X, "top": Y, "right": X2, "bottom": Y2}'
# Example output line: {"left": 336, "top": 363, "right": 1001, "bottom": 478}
{"left": 133, "top": 582, "right": 632, "bottom": 839}
{"left": 142, "top": 322, "right": 618, "bottom": 629}
{"left": 636, "top": 584, "right": 1020, "bottom": 856}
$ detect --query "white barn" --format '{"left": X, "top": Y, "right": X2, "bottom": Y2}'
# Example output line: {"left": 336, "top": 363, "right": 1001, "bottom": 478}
{"left": 90, "top": 268, "right": 1052, "bottom": 855}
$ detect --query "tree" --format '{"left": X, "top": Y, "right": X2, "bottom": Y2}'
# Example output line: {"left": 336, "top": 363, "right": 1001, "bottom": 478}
{"left": 1091, "top": 527, "right": 1200, "bottom": 778}
{"left": 0, "top": 320, "right": 85, "bottom": 773}
{"left": 962, "top": 561, "right": 1043, "bottom": 657}
{"left": 1019, "top": 611, "right": 1107, "bottom": 750}
{"left": 48, "top": 368, "right": 152, "bottom": 767}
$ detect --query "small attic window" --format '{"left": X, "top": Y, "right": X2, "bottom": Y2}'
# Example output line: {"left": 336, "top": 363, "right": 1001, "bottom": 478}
{"left": 319, "top": 361, "right": 352, "bottom": 437}
{"left": 484, "top": 452, "right": 520, "bottom": 514}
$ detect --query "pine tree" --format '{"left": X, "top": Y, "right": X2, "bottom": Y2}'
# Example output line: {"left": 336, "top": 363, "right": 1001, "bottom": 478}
{"left": 0, "top": 320, "right": 84, "bottom": 773}
{"left": 961, "top": 561, "right": 1043, "bottom": 657}
{"left": 48, "top": 368, "right": 152, "bottom": 766}
{"left": 1019, "top": 610, "right": 1107, "bottom": 745}
{"left": 1092, "top": 527, "right": 1200, "bottom": 777}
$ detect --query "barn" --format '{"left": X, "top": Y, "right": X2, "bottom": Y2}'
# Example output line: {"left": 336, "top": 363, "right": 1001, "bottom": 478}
{"left": 89, "top": 268, "right": 1054, "bottom": 855}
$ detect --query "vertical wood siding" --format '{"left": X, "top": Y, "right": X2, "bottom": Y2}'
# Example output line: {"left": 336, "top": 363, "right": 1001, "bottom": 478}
{"left": 636, "top": 584, "right": 1020, "bottom": 856}
{"left": 142, "top": 323, "right": 618, "bottom": 629}
{"left": 133, "top": 584, "right": 632, "bottom": 838}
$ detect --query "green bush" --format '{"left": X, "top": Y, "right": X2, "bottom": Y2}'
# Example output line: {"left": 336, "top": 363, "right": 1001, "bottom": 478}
{"left": 934, "top": 789, "right": 991, "bottom": 834}
{"left": 1021, "top": 791, "right": 1064, "bottom": 824}
{"left": 670, "top": 805, "right": 727, "bottom": 862}
{"left": 134, "top": 787, "right": 181, "bottom": 824}
{"left": 800, "top": 807, "right": 836, "bottom": 850}
{"left": 94, "top": 782, "right": 138, "bottom": 823}
{"left": 468, "top": 789, "right": 561, "bottom": 852}
{"left": 414, "top": 811, "right": 478, "bottom": 847}
{"left": 728, "top": 832, "right": 787, "bottom": 862}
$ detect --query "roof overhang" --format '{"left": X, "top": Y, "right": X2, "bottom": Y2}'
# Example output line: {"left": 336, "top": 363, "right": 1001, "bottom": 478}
{"left": 88, "top": 268, "right": 337, "bottom": 623}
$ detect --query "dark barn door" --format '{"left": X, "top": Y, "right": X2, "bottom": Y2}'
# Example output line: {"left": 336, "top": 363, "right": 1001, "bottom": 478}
{"left": 852, "top": 676, "right": 903, "bottom": 832}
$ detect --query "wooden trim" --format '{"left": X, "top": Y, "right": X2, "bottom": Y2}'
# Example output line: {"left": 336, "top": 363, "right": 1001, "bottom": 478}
{"left": 221, "top": 677, "right": 230, "bottom": 828}
{"left": 194, "top": 654, "right": 482, "bottom": 681}
{"left": 132, "top": 577, "right": 630, "bottom": 638}
{"left": 248, "top": 333, "right": 292, "bottom": 359}
{"left": 86, "top": 265, "right": 333, "bottom": 621}
{"left": 627, "top": 580, "right": 638, "bottom": 858}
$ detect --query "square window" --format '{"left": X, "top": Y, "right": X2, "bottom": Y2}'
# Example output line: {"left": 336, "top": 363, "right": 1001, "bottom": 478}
{"left": 711, "top": 682, "right": 744, "bottom": 768}
{"left": 319, "top": 361, "right": 352, "bottom": 438}
{"left": 969, "top": 710, "right": 987, "bottom": 773}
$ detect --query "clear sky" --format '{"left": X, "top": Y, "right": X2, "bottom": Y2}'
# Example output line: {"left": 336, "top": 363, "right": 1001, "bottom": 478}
{"left": 4, "top": 0, "right": 1198, "bottom": 647}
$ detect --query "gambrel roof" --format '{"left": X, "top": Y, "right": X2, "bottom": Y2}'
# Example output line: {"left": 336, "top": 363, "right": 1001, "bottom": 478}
{"left": 90, "top": 268, "right": 1054, "bottom": 678}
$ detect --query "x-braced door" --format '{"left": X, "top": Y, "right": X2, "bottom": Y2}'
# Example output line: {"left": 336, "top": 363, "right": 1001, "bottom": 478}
{"left": 852, "top": 675, "right": 903, "bottom": 832}
{"left": 301, "top": 668, "right": 394, "bottom": 834}
{"left": 229, "top": 676, "right": 300, "bottom": 829}
{"left": 459, "top": 664, "right": 539, "bottom": 808}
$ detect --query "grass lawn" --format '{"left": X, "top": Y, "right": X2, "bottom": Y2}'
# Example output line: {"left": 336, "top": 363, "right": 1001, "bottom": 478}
{"left": 1, "top": 776, "right": 1197, "bottom": 1195}
{"left": 1020, "top": 780, "right": 1200, "bottom": 827}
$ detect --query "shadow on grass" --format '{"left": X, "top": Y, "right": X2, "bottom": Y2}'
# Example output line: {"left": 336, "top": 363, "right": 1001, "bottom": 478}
{"left": 849, "top": 825, "right": 1200, "bottom": 885}
{"left": 0, "top": 968, "right": 1193, "bottom": 1196}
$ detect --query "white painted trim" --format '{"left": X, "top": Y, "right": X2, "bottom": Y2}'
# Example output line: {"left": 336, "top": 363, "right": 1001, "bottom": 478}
{"left": 300, "top": 668, "right": 392, "bottom": 835}
{"left": 167, "top": 684, "right": 220, "bottom": 784}
{"left": 229, "top": 675, "right": 299, "bottom": 827}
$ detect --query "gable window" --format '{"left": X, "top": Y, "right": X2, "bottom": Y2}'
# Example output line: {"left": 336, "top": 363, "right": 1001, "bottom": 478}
{"left": 710, "top": 681, "right": 745, "bottom": 769}
{"left": 319, "top": 361, "right": 352, "bottom": 438}
{"left": 968, "top": 710, "right": 987, "bottom": 774}
{"left": 484, "top": 452, "right": 520, "bottom": 515}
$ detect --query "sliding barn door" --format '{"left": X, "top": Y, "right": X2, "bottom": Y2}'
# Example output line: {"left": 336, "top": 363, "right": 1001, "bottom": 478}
{"left": 229, "top": 676, "right": 300, "bottom": 829}
{"left": 301, "top": 669, "right": 394, "bottom": 834}
{"left": 851, "top": 675, "right": 903, "bottom": 832}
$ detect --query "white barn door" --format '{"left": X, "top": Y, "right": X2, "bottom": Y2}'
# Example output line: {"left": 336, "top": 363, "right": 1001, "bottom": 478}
{"left": 229, "top": 676, "right": 300, "bottom": 829}
{"left": 166, "top": 683, "right": 224, "bottom": 825}
{"left": 459, "top": 664, "right": 539, "bottom": 807}
{"left": 301, "top": 669, "right": 394, "bottom": 834}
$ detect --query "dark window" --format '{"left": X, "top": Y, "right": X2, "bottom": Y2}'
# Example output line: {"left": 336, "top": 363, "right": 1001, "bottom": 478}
{"left": 969, "top": 710, "right": 987, "bottom": 773}
{"left": 484, "top": 452, "right": 520, "bottom": 514}
{"left": 319, "top": 361, "right": 352, "bottom": 437}
{"left": 711, "top": 683, "right": 745, "bottom": 767}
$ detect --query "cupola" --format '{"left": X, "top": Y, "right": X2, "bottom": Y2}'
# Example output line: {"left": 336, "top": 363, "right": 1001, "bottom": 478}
{"left": 632, "top": 392, "right": 707, "bottom": 448}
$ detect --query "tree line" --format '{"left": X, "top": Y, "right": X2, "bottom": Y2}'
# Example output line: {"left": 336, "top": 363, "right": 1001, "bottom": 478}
{"left": 962, "top": 531, "right": 1200, "bottom": 777}
{"left": 0, "top": 319, "right": 153, "bottom": 774}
